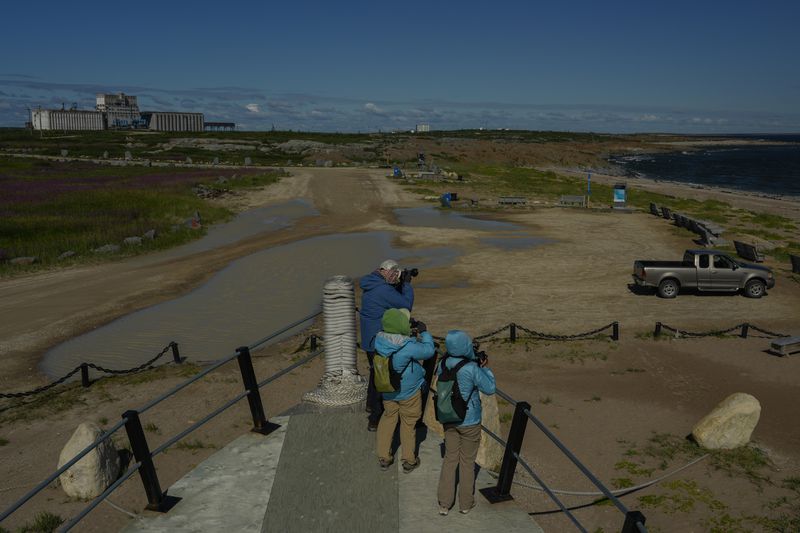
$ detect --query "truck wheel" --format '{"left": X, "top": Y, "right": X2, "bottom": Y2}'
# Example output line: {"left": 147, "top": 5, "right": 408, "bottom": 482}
{"left": 744, "top": 279, "right": 765, "bottom": 298}
{"left": 657, "top": 279, "right": 679, "bottom": 298}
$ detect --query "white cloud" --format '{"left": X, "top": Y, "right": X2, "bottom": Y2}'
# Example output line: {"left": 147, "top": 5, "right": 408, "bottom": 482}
{"left": 364, "top": 102, "right": 384, "bottom": 114}
{"left": 637, "top": 114, "right": 659, "bottom": 122}
{"left": 245, "top": 103, "right": 261, "bottom": 114}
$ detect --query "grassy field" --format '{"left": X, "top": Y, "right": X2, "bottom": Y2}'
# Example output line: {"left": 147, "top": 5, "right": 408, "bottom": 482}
{"left": 0, "top": 156, "right": 282, "bottom": 275}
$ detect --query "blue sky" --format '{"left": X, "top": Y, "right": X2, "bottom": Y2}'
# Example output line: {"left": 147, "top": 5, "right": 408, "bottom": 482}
{"left": 1, "top": 1, "right": 798, "bottom": 133}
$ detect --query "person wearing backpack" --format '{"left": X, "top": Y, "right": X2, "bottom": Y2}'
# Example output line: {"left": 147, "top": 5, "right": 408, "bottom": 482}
{"left": 360, "top": 259, "right": 415, "bottom": 432}
{"left": 374, "top": 308, "right": 435, "bottom": 473}
{"left": 436, "top": 330, "right": 496, "bottom": 516}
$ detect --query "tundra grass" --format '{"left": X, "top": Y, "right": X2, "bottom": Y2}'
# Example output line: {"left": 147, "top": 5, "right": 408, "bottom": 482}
{"left": 0, "top": 157, "right": 282, "bottom": 276}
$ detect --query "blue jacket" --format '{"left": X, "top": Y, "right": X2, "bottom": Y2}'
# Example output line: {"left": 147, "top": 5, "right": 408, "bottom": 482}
{"left": 359, "top": 271, "right": 414, "bottom": 353}
{"left": 438, "top": 331, "right": 496, "bottom": 427}
{"left": 374, "top": 331, "right": 435, "bottom": 401}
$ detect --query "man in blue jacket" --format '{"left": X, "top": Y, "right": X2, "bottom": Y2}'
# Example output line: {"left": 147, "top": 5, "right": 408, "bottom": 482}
{"left": 436, "top": 330, "right": 496, "bottom": 515}
{"left": 375, "top": 308, "right": 435, "bottom": 472}
{"left": 360, "top": 259, "right": 414, "bottom": 431}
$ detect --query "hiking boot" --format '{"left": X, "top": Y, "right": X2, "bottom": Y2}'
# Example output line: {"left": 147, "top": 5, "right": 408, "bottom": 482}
{"left": 378, "top": 458, "right": 393, "bottom": 471}
{"left": 438, "top": 506, "right": 449, "bottom": 516}
{"left": 401, "top": 458, "right": 420, "bottom": 473}
{"left": 367, "top": 421, "right": 379, "bottom": 432}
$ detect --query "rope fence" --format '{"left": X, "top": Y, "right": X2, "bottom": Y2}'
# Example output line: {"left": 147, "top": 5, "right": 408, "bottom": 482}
{"left": 0, "top": 342, "right": 180, "bottom": 399}
{"left": 654, "top": 321, "right": 789, "bottom": 339}
{"left": 431, "top": 321, "right": 620, "bottom": 343}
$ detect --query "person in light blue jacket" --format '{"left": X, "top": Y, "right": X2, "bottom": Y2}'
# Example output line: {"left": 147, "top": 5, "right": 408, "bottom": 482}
{"left": 436, "top": 330, "right": 496, "bottom": 516}
{"left": 375, "top": 308, "right": 435, "bottom": 473}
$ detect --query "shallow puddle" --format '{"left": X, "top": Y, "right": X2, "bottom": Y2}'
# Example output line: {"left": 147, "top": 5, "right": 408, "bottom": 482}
{"left": 42, "top": 232, "right": 458, "bottom": 378}
{"left": 394, "top": 207, "right": 521, "bottom": 231}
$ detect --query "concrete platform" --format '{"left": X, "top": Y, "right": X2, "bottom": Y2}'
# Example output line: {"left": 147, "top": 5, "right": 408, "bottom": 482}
{"left": 123, "top": 408, "right": 542, "bottom": 532}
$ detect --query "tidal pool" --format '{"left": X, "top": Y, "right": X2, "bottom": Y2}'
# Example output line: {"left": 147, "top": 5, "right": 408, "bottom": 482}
{"left": 42, "top": 232, "right": 458, "bottom": 378}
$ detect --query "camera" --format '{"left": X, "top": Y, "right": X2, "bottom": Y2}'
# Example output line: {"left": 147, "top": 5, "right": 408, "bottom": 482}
{"left": 472, "top": 340, "right": 488, "bottom": 366}
{"left": 400, "top": 268, "right": 419, "bottom": 284}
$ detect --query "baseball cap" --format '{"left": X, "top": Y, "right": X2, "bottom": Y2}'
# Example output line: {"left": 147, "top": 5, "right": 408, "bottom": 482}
{"left": 379, "top": 259, "right": 400, "bottom": 271}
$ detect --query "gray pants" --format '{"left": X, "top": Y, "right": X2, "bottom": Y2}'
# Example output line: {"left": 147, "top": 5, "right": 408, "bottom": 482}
{"left": 437, "top": 424, "right": 481, "bottom": 511}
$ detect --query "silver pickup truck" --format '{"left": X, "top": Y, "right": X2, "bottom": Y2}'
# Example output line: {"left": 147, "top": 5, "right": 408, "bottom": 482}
{"left": 632, "top": 249, "right": 775, "bottom": 298}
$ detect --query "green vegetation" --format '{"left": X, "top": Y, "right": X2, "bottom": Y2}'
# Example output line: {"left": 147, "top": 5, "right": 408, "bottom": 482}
{"left": 15, "top": 511, "right": 64, "bottom": 533}
{"left": 538, "top": 396, "right": 553, "bottom": 405}
{"left": 144, "top": 422, "right": 160, "bottom": 434}
{"left": 0, "top": 156, "right": 284, "bottom": 276}
{"left": 98, "top": 417, "right": 108, "bottom": 425}
{"left": 175, "top": 438, "right": 214, "bottom": 452}
{"left": 499, "top": 412, "right": 513, "bottom": 423}
{"left": 0, "top": 437, "right": 8, "bottom": 446}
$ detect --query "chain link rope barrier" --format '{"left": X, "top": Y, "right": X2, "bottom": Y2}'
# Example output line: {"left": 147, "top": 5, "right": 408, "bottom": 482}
{"left": 656, "top": 322, "right": 789, "bottom": 339}
{"left": 0, "top": 342, "right": 177, "bottom": 399}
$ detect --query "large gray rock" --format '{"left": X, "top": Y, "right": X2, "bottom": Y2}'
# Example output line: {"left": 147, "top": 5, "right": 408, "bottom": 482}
{"left": 10, "top": 256, "right": 37, "bottom": 265}
{"left": 476, "top": 392, "right": 504, "bottom": 471}
{"left": 93, "top": 244, "right": 120, "bottom": 254}
{"left": 692, "top": 393, "right": 761, "bottom": 449}
{"left": 58, "top": 422, "right": 120, "bottom": 499}
{"left": 57, "top": 251, "right": 76, "bottom": 260}
{"left": 123, "top": 236, "right": 142, "bottom": 246}
{"left": 143, "top": 229, "right": 157, "bottom": 240}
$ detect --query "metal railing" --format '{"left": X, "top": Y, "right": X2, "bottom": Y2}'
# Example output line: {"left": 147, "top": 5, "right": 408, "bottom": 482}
{"left": 480, "top": 387, "right": 647, "bottom": 533}
{"left": 0, "top": 310, "right": 323, "bottom": 531}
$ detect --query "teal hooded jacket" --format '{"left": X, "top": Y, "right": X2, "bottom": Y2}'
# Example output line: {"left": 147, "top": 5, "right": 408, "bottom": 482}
{"left": 437, "top": 330, "right": 496, "bottom": 427}
{"left": 374, "top": 330, "right": 435, "bottom": 401}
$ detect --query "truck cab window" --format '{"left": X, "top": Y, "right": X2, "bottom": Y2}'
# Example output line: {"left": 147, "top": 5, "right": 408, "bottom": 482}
{"left": 714, "top": 255, "right": 732, "bottom": 269}
{"left": 699, "top": 255, "right": 709, "bottom": 268}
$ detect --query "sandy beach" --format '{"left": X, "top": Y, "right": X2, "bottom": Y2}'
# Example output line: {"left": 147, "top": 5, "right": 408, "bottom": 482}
{"left": 1, "top": 166, "right": 799, "bottom": 531}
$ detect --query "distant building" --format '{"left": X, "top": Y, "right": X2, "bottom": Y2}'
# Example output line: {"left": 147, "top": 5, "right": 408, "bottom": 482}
{"left": 416, "top": 124, "right": 430, "bottom": 133}
{"left": 141, "top": 112, "right": 204, "bottom": 132}
{"left": 31, "top": 108, "right": 104, "bottom": 131}
{"left": 96, "top": 93, "right": 143, "bottom": 128}
{"left": 29, "top": 92, "right": 205, "bottom": 132}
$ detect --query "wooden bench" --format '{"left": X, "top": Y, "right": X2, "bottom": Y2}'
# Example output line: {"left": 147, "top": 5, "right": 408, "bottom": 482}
{"left": 734, "top": 240, "right": 765, "bottom": 262}
{"left": 559, "top": 195, "right": 586, "bottom": 207}
{"left": 498, "top": 196, "right": 527, "bottom": 206}
{"left": 769, "top": 336, "right": 800, "bottom": 356}
{"left": 790, "top": 254, "right": 800, "bottom": 274}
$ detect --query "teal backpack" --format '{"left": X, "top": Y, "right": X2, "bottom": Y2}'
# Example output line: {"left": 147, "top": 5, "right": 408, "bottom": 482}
{"left": 434, "top": 356, "right": 476, "bottom": 424}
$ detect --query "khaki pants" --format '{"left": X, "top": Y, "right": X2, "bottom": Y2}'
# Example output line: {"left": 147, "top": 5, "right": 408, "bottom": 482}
{"left": 376, "top": 389, "right": 421, "bottom": 464}
{"left": 437, "top": 424, "right": 481, "bottom": 511}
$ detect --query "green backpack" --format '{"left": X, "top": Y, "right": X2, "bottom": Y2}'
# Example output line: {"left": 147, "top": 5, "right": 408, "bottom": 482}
{"left": 374, "top": 349, "right": 413, "bottom": 393}
{"left": 434, "top": 356, "right": 476, "bottom": 424}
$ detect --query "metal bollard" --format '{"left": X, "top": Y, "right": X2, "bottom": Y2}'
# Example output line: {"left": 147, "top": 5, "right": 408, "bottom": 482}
{"left": 236, "top": 346, "right": 279, "bottom": 435}
{"left": 123, "top": 410, "right": 171, "bottom": 511}
{"left": 310, "top": 334, "right": 318, "bottom": 352}
{"left": 612, "top": 321, "right": 620, "bottom": 341}
{"left": 654, "top": 322, "right": 662, "bottom": 338}
{"left": 480, "top": 401, "right": 531, "bottom": 503}
{"left": 740, "top": 323, "right": 749, "bottom": 339}
{"left": 80, "top": 363, "right": 90, "bottom": 388}
{"left": 509, "top": 323, "right": 517, "bottom": 343}
{"left": 621, "top": 510, "right": 647, "bottom": 533}
{"left": 170, "top": 342, "right": 182, "bottom": 364}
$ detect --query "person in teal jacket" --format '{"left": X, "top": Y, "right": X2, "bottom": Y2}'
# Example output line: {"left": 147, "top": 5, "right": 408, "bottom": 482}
{"left": 375, "top": 308, "right": 435, "bottom": 473}
{"left": 436, "top": 330, "right": 496, "bottom": 515}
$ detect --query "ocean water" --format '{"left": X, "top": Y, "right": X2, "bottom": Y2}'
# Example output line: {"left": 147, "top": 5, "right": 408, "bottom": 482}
{"left": 610, "top": 135, "right": 800, "bottom": 198}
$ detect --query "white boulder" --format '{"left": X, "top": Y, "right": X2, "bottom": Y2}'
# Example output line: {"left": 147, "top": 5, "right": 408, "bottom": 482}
{"left": 58, "top": 422, "right": 120, "bottom": 499}
{"left": 692, "top": 393, "right": 761, "bottom": 450}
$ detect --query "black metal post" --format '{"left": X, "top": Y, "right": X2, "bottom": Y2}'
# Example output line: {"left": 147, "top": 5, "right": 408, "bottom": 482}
{"left": 80, "top": 363, "right": 90, "bottom": 388}
{"left": 654, "top": 322, "right": 662, "bottom": 338}
{"left": 170, "top": 342, "right": 182, "bottom": 364}
{"left": 310, "top": 334, "right": 317, "bottom": 352}
{"left": 621, "top": 510, "right": 647, "bottom": 533}
{"left": 509, "top": 323, "right": 517, "bottom": 343}
{"left": 740, "top": 323, "right": 749, "bottom": 339}
{"left": 612, "top": 321, "right": 620, "bottom": 341}
{"left": 236, "top": 346, "right": 279, "bottom": 435}
{"left": 123, "top": 410, "right": 170, "bottom": 512}
{"left": 480, "top": 401, "right": 531, "bottom": 503}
